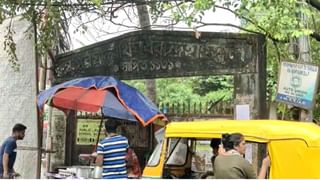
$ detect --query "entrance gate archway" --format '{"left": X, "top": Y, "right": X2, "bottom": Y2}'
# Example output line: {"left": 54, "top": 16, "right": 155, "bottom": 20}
{"left": 55, "top": 30, "right": 267, "bottom": 119}
{"left": 54, "top": 30, "right": 267, "bottom": 170}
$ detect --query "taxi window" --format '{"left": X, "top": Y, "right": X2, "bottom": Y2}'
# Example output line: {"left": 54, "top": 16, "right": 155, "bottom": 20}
{"left": 166, "top": 138, "right": 188, "bottom": 166}
{"left": 192, "top": 140, "right": 212, "bottom": 172}
{"left": 147, "top": 142, "right": 162, "bottom": 166}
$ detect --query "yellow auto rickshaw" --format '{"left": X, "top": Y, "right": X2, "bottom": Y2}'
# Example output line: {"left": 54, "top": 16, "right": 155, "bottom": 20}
{"left": 142, "top": 120, "right": 320, "bottom": 178}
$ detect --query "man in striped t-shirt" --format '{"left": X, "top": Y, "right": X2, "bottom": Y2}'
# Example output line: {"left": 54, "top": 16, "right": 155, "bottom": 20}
{"left": 96, "top": 119, "right": 129, "bottom": 179}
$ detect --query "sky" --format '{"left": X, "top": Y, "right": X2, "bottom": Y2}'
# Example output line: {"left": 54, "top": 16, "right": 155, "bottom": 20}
{"left": 68, "top": 4, "right": 240, "bottom": 50}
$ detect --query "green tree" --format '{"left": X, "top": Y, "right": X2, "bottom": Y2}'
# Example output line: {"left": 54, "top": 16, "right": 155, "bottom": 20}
{"left": 149, "top": 0, "right": 320, "bottom": 120}
{"left": 3, "top": 0, "right": 320, "bottom": 119}
{"left": 192, "top": 76, "right": 233, "bottom": 96}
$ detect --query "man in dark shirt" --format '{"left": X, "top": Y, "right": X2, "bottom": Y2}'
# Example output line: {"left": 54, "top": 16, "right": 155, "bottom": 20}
{"left": 0, "top": 123, "right": 27, "bottom": 178}
{"left": 210, "top": 138, "right": 221, "bottom": 166}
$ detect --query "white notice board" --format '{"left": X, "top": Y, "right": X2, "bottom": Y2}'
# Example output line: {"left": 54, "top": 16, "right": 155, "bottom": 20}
{"left": 276, "top": 61, "right": 319, "bottom": 109}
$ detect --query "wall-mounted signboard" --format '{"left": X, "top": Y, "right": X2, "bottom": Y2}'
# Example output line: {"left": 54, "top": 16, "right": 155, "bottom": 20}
{"left": 276, "top": 61, "right": 319, "bottom": 109}
{"left": 76, "top": 119, "right": 105, "bottom": 145}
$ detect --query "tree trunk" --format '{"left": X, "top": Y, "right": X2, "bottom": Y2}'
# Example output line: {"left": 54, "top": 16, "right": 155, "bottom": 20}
{"left": 136, "top": 2, "right": 157, "bottom": 156}
{"left": 136, "top": 3, "right": 157, "bottom": 104}
{"left": 39, "top": 55, "right": 47, "bottom": 91}
{"left": 298, "top": 30, "right": 313, "bottom": 122}
{"left": 292, "top": 6, "right": 313, "bottom": 122}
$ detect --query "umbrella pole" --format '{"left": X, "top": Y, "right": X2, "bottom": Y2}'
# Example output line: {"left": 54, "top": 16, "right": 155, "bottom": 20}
{"left": 94, "top": 113, "right": 104, "bottom": 152}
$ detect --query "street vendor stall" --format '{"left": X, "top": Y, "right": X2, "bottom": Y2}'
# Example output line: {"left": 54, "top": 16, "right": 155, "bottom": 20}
{"left": 37, "top": 76, "right": 167, "bottom": 178}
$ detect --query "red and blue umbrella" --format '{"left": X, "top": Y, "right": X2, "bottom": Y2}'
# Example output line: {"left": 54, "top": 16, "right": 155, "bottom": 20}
{"left": 37, "top": 76, "right": 167, "bottom": 126}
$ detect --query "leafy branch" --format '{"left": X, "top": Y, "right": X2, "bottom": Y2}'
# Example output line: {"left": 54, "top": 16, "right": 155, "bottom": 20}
{"left": 3, "top": 17, "right": 20, "bottom": 71}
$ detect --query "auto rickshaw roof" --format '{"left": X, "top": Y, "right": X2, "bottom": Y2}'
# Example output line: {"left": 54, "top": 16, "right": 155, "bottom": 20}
{"left": 165, "top": 120, "right": 320, "bottom": 147}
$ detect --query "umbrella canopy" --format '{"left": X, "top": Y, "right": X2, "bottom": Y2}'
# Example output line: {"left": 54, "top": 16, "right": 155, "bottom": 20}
{"left": 37, "top": 76, "right": 167, "bottom": 126}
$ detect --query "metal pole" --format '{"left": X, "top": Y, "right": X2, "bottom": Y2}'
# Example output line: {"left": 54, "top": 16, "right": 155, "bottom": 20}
{"left": 33, "top": 14, "right": 42, "bottom": 178}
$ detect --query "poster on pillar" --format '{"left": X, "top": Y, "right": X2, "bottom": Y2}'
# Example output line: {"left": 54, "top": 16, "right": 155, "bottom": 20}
{"left": 276, "top": 61, "right": 319, "bottom": 109}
